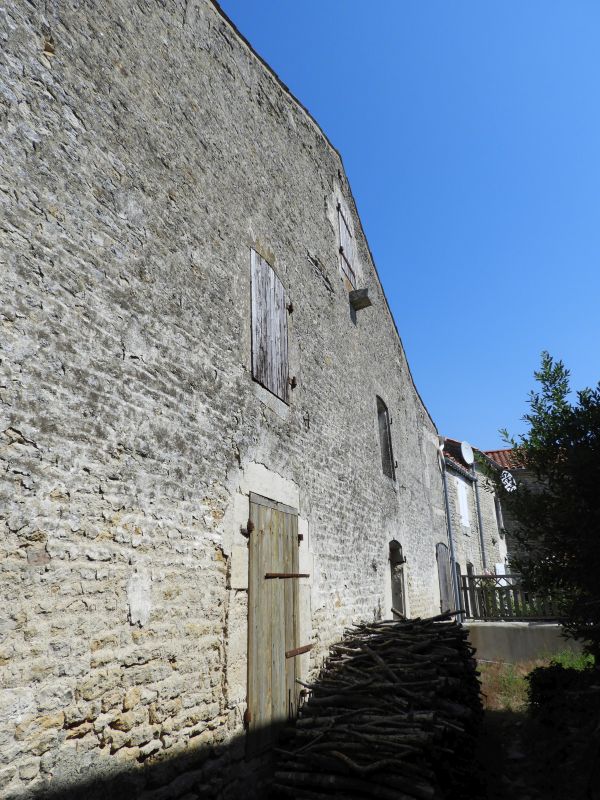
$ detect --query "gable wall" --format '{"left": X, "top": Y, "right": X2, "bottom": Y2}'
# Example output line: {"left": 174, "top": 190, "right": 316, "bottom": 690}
{"left": 0, "top": 1, "right": 447, "bottom": 796}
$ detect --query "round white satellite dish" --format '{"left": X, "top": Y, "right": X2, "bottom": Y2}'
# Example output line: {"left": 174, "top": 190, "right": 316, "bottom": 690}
{"left": 460, "top": 441, "right": 474, "bottom": 465}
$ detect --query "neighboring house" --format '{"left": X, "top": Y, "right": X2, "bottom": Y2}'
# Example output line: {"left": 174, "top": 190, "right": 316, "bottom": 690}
{"left": 438, "top": 439, "right": 509, "bottom": 610}
{"left": 483, "top": 447, "right": 528, "bottom": 564}
{"left": 1, "top": 2, "right": 451, "bottom": 797}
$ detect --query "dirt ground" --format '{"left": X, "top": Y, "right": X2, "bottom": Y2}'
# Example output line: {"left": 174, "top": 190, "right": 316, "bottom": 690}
{"left": 476, "top": 709, "right": 543, "bottom": 800}
{"left": 475, "top": 659, "right": 600, "bottom": 800}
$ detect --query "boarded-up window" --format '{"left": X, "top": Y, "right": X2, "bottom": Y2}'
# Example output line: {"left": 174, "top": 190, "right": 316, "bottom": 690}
{"left": 377, "top": 396, "right": 395, "bottom": 480}
{"left": 337, "top": 203, "right": 356, "bottom": 288}
{"left": 251, "top": 250, "right": 289, "bottom": 403}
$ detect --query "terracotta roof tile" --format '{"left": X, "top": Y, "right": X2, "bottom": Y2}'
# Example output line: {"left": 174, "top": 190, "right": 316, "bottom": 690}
{"left": 483, "top": 449, "right": 523, "bottom": 469}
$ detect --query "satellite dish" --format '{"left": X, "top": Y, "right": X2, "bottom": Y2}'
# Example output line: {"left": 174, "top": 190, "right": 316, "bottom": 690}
{"left": 460, "top": 441, "right": 474, "bottom": 465}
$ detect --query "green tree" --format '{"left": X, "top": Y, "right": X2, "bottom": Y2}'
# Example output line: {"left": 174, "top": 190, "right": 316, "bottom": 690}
{"left": 496, "top": 352, "right": 600, "bottom": 656}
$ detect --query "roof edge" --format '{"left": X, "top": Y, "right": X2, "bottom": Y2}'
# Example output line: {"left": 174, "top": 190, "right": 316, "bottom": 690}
{"left": 208, "top": 1, "right": 438, "bottom": 433}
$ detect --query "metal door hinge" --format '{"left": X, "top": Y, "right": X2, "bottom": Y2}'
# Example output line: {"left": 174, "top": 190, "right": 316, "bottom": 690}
{"left": 243, "top": 708, "right": 251, "bottom": 729}
{"left": 240, "top": 520, "right": 254, "bottom": 538}
{"left": 264, "top": 572, "right": 310, "bottom": 580}
{"left": 285, "top": 643, "right": 314, "bottom": 659}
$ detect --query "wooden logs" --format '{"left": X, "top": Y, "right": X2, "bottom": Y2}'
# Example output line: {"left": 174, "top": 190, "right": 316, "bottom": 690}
{"left": 271, "top": 612, "right": 483, "bottom": 799}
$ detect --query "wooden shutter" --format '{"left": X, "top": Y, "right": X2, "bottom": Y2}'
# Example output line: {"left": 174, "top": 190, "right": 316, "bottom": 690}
{"left": 251, "top": 250, "right": 289, "bottom": 402}
{"left": 436, "top": 542, "right": 453, "bottom": 613}
{"left": 389, "top": 541, "right": 406, "bottom": 617}
{"left": 338, "top": 205, "right": 356, "bottom": 288}
{"left": 456, "top": 479, "right": 470, "bottom": 527}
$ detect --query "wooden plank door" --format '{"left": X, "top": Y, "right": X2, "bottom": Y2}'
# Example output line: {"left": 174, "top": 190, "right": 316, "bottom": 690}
{"left": 247, "top": 494, "right": 299, "bottom": 755}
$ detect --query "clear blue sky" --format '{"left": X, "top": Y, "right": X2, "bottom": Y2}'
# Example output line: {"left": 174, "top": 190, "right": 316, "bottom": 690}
{"left": 219, "top": 1, "right": 600, "bottom": 450}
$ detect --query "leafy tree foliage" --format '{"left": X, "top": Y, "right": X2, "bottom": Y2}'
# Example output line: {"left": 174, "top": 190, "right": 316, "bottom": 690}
{"left": 496, "top": 352, "right": 600, "bottom": 656}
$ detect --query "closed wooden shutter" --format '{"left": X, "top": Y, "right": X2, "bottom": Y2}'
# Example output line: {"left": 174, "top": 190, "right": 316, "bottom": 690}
{"left": 337, "top": 205, "right": 356, "bottom": 288}
{"left": 251, "top": 250, "right": 289, "bottom": 403}
{"left": 389, "top": 541, "right": 406, "bottom": 617}
{"left": 436, "top": 542, "right": 453, "bottom": 613}
{"left": 456, "top": 478, "right": 470, "bottom": 527}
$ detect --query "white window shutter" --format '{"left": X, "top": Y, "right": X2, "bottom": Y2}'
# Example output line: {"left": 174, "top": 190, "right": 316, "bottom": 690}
{"left": 456, "top": 478, "right": 470, "bottom": 527}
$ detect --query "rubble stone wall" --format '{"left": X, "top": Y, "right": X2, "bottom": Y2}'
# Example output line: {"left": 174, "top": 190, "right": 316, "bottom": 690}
{"left": 0, "top": 1, "right": 447, "bottom": 796}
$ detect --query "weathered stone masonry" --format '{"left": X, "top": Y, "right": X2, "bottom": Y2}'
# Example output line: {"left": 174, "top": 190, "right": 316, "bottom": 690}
{"left": 1, "top": 1, "right": 449, "bottom": 797}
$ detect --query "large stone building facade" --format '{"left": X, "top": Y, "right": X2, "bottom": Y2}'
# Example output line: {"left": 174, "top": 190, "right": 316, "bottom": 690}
{"left": 1, "top": 1, "right": 451, "bottom": 797}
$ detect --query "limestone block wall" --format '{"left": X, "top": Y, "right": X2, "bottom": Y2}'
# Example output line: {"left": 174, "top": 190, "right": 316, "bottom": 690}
{"left": 0, "top": 1, "right": 448, "bottom": 796}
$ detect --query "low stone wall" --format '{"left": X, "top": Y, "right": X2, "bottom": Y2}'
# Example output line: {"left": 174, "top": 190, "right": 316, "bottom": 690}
{"left": 466, "top": 622, "right": 582, "bottom": 663}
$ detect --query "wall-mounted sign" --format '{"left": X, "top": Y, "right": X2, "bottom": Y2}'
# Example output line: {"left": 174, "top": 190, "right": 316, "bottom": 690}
{"left": 501, "top": 470, "right": 517, "bottom": 493}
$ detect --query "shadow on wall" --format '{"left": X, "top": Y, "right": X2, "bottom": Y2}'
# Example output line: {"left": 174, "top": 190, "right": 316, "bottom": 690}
{"left": 26, "top": 727, "right": 278, "bottom": 800}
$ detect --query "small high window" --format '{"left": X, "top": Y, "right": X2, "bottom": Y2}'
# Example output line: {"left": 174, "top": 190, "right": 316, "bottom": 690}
{"left": 376, "top": 396, "right": 395, "bottom": 480}
{"left": 251, "top": 250, "right": 289, "bottom": 403}
{"left": 337, "top": 203, "right": 356, "bottom": 288}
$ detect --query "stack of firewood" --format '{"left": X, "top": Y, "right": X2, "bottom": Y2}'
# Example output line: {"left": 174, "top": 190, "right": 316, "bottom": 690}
{"left": 272, "top": 612, "right": 483, "bottom": 799}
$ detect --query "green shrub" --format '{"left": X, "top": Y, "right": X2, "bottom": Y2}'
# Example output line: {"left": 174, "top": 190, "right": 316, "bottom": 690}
{"left": 549, "top": 649, "right": 594, "bottom": 670}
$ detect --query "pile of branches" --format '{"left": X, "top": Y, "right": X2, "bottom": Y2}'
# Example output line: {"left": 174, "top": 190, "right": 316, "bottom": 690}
{"left": 272, "top": 612, "right": 483, "bottom": 800}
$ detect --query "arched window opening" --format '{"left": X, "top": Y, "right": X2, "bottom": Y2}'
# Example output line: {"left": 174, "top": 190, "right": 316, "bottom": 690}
{"left": 389, "top": 540, "right": 406, "bottom": 617}
{"left": 377, "top": 396, "right": 395, "bottom": 480}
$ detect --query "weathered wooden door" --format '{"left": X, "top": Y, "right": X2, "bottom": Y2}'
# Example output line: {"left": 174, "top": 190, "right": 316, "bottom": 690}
{"left": 436, "top": 542, "right": 453, "bottom": 613}
{"left": 247, "top": 493, "right": 300, "bottom": 754}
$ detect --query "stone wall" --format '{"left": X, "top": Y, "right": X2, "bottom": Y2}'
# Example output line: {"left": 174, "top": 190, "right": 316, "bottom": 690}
{"left": 0, "top": 1, "right": 448, "bottom": 796}
{"left": 445, "top": 464, "right": 507, "bottom": 577}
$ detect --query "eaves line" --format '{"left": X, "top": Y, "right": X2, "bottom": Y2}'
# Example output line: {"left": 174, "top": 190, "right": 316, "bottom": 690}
{"left": 209, "top": 0, "right": 439, "bottom": 433}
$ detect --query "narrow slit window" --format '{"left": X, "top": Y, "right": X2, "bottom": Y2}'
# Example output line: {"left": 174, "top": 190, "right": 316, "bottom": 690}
{"left": 377, "top": 396, "right": 395, "bottom": 480}
{"left": 251, "top": 250, "right": 289, "bottom": 403}
{"left": 337, "top": 203, "right": 356, "bottom": 288}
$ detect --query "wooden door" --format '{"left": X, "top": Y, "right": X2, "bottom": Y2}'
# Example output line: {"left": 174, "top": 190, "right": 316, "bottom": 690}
{"left": 436, "top": 542, "right": 453, "bottom": 613}
{"left": 247, "top": 493, "right": 299, "bottom": 754}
